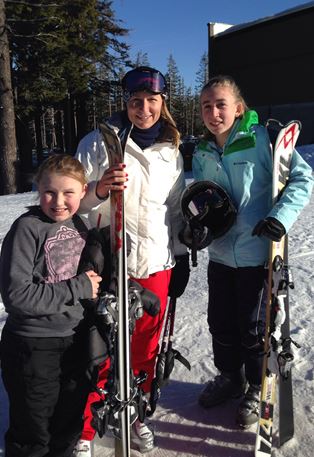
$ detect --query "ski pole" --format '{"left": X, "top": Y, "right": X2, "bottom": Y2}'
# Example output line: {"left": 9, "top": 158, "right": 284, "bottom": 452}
{"left": 164, "top": 298, "right": 190, "bottom": 381}
{"left": 147, "top": 297, "right": 173, "bottom": 416}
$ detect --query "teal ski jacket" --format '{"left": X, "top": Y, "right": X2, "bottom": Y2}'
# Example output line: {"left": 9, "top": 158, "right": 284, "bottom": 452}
{"left": 192, "top": 111, "right": 314, "bottom": 268}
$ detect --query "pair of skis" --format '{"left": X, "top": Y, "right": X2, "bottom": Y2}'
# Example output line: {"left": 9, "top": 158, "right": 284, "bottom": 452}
{"left": 98, "top": 122, "right": 134, "bottom": 457}
{"left": 255, "top": 119, "right": 301, "bottom": 456}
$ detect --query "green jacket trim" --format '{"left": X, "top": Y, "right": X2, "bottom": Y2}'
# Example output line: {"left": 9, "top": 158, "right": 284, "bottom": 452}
{"left": 224, "top": 110, "right": 259, "bottom": 156}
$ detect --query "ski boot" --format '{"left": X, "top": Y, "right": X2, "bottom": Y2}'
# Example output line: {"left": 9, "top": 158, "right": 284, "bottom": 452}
{"left": 236, "top": 384, "right": 261, "bottom": 428}
{"left": 198, "top": 370, "right": 246, "bottom": 408}
{"left": 131, "top": 418, "right": 155, "bottom": 453}
{"left": 72, "top": 439, "right": 91, "bottom": 457}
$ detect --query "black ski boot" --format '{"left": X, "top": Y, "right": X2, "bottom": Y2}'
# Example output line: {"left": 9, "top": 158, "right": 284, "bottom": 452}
{"left": 198, "top": 369, "right": 246, "bottom": 408}
{"left": 236, "top": 384, "right": 261, "bottom": 428}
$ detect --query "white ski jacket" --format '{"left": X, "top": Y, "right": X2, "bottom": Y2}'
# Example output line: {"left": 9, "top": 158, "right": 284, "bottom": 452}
{"left": 76, "top": 117, "right": 187, "bottom": 279}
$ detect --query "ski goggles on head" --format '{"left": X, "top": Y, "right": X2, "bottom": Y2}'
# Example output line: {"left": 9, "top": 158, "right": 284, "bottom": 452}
{"left": 122, "top": 66, "right": 168, "bottom": 101}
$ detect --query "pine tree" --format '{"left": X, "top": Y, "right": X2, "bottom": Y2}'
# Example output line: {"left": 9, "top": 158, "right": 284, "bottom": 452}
{"left": 165, "top": 54, "right": 181, "bottom": 121}
{"left": 3, "top": 0, "right": 131, "bottom": 191}
{"left": 134, "top": 51, "right": 150, "bottom": 67}
{"left": 194, "top": 52, "right": 209, "bottom": 136}
{"left": 0, "top": 0, "right": 17, "bottom": 194}
{"left": 195, "top": 52, "right": 209, "bottom": 93}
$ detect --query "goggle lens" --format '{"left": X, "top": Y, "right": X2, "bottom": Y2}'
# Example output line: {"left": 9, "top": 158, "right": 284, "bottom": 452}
{"left": 122, "top": 68, "right": 167, "bottom": 95}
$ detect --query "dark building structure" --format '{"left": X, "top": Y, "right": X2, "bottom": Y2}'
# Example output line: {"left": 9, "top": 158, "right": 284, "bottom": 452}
{"left": 208, "top": 2, "right": 314, "bottom": 145}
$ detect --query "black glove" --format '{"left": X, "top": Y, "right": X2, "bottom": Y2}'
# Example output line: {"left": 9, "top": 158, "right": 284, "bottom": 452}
{"left": 252, "top": 217, "right": 286, "bottom": 242}
{"left": 79, "top": 226, "right": 132, "bottom": 274}
{"left": 79, "top": 227, "right": 107, "bottom": 275}
{"left": 168, "top": 253, "right": 190, "bottom": 298}
{"left": 129, "top": 280, "right": 160, "bottom": 317}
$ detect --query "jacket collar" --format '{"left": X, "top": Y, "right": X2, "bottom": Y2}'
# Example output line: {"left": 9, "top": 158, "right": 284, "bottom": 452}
{"left": 224, "top": 110, "right": 259, "bottom": 155}
{"left": 198, "top": 110, "right": 259, "bottom": 156}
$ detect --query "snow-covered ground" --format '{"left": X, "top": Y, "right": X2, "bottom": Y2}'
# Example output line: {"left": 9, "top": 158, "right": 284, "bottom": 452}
{"left": 1, "top": 145, "right": 313, "bottom": 457}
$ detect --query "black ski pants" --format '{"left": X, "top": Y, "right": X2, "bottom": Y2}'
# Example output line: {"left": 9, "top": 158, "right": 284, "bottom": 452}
{"left": 207, "top": 261, "right": 268, "bottom": 386}
{"left": 1, "top": 325, "right": 90, "bottom": 457}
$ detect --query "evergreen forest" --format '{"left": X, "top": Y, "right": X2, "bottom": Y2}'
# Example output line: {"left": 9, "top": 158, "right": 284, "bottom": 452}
{"left": 0, "top": 0, "right": 209, "bottom": 194}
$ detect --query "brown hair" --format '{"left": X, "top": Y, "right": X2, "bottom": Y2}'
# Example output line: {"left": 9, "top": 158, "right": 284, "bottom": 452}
{"left": 201, "top": 75, "right": 249, "bottom": 113}
{"left": 34, "top": 154, "right": 87, "bottom": 186}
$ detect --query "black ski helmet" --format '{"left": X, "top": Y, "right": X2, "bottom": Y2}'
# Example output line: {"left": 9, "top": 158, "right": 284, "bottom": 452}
{"left": 180, "top": 180, "right": 237, "bottom": 257}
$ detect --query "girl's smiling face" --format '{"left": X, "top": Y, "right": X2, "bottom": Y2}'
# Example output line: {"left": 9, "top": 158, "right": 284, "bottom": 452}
{"left": 38, "top": 172, "right": 87, "bottom": 222}
{"left": 201, "top": 85, "right": 243, "bottom": 147}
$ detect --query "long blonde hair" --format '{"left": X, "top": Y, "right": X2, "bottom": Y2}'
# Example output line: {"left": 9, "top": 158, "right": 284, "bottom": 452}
{"left": 158, "top": 99, "right": 181, "bottom": 148}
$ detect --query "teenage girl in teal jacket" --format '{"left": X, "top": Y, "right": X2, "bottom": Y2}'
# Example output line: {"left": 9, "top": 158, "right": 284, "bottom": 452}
{"left": 192, "top": 75, "right": 313, "bottom": 428}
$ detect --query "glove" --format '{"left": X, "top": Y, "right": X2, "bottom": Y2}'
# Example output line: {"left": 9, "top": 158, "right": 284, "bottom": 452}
{"left": 252, "top": 217, "right": 286, "bottom": 242}
{"left": 129, "top": 280, "right": 160, "bottom": 317}
{"left": 168, "top": 253, "right": 190, "bottom": 298}
{"left": 79, "top": 227, "right": 132, "bottom": 274}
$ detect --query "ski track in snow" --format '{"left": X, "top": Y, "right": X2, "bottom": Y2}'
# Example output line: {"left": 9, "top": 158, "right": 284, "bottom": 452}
{"left": 0, "top": 146, "right": 313, "bottom": 457}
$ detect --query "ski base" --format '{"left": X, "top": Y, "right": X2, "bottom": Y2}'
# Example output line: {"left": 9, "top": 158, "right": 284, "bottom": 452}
{"left": 279, "top": 371, "right": 294, "bottom": 446}
{"left": 278, "top": 240, "right": 294, "bottom": 446}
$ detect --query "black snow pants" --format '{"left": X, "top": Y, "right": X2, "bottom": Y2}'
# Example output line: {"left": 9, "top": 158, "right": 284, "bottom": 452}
{"left": 0, "top": 325, "right": 90, "bottom": 457}
{"left": 207, "top": 261, "right": 268, "bottom": 386}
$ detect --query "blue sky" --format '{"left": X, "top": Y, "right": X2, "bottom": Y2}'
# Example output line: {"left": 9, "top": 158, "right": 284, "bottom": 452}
{"left": 113, "top": 0, "right": 312, "bottom": 88}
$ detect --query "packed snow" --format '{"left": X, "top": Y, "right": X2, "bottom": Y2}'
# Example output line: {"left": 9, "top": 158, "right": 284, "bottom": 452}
{"left": 1, "top": 145, "right": 313, "bottom": 457}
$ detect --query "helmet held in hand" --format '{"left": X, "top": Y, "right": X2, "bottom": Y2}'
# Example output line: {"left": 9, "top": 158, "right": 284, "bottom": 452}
{"left": 180, "top": 181, "right": 237, "bottom": 265}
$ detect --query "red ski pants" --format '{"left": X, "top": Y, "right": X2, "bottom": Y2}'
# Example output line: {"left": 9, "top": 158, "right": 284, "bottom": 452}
{"left": 81, "top": 269, "right": 171, "bottom": 440}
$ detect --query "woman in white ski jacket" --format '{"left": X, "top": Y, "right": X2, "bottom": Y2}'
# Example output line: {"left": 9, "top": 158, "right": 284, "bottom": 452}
{"left": 74, "top": 66, "right": 189, "bottom": 454}
{"left": 77, "top": 112, "right": 187, "bottom": 279}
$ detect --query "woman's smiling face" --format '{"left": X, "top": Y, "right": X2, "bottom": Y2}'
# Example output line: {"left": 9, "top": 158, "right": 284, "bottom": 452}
{"left": 126, "top": 91, "right": 163, "bottom": 129}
